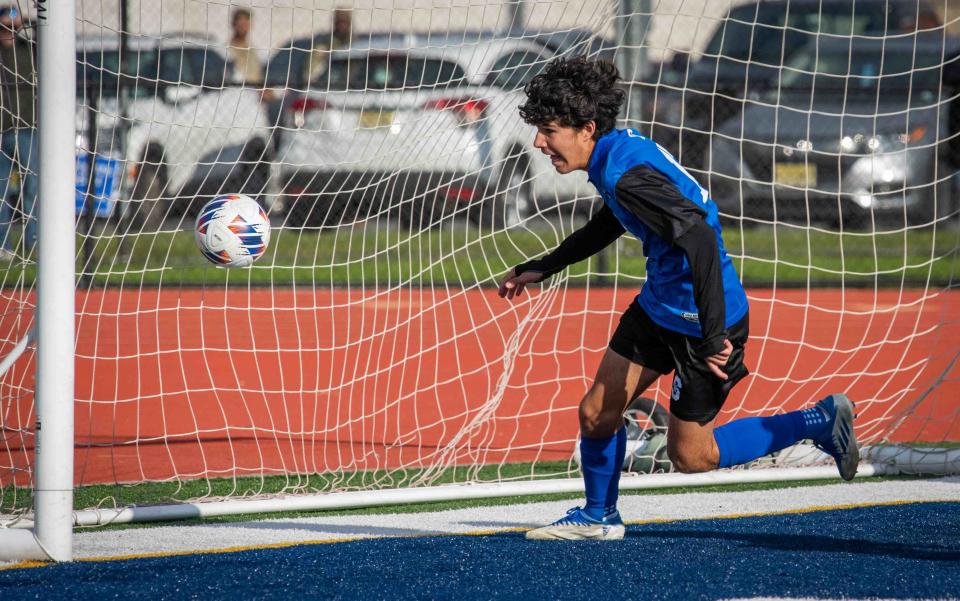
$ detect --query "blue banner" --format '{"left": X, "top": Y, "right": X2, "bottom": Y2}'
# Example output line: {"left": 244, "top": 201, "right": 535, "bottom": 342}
{"left": 76, "top": 153, "right": 122, "bottom": 218}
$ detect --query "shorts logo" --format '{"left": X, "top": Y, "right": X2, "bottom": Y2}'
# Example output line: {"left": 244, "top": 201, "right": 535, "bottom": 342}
{"left": 680, "top": 312, "right": 699, "bottom": 323}
{"left": 671, "top": 375, "right": 683, "bottom": 401}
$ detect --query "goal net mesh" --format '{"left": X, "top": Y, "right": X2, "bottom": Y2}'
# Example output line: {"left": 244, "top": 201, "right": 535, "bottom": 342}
{"left": 1, "top": 0, "right": 958, "bottom": 522}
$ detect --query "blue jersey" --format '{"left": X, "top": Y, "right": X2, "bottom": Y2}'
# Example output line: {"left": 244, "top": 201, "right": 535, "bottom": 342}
{"left": 587, "top": 128, "right": 748, "bottom": 338}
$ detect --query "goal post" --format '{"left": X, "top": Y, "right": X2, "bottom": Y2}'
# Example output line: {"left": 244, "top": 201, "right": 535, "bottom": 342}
{"left": 0, "top": 0, "right": 75, "bottom": 562}
{"left": 1, "top": 0, "right": 960, "bottom": 562}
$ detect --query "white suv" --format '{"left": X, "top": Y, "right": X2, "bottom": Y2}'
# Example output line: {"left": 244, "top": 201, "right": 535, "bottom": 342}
{"left": 274, "top": 35, "right": 597, "bottom": 228}
{"left": 77, "top": 33, "right": 275, "bottom": 228}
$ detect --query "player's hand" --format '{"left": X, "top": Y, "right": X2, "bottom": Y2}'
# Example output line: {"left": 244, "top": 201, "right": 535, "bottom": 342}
{"left": 498, "top": 268, "right": 543, "bottom": 300}
{"left": 704, "top": 339, "right": 733, "bottom": 381}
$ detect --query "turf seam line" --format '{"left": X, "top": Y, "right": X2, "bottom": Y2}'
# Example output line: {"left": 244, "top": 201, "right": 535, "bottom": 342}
{"left": 623, "top": 497, "right": 958, "bottom": 525}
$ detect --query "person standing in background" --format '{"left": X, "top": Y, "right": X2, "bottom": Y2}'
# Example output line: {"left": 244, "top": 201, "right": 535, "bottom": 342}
{"left": 0, "top": 3, "right": 36, "bottom": 261}
{"left": 227, "top": 7, "right": 263, "bottom": 85}
{"left": 305, "top": 8, "right": 353, "bottom": 84}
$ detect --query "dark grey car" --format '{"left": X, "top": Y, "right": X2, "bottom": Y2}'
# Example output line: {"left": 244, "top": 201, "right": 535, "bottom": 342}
{"left": 708, "top": 35, "right": 957, "bottom": 229}
{"left": 645, "top": 0, "right": 945, "bottom": 172}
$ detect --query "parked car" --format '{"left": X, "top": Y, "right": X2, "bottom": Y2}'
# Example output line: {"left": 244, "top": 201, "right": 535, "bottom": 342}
{"left": 263, "top": 31, "right": 403, "bottom": 143}
{"left": 264, "top": 31, "right": 515, "bottom": 145}
{"left": 76, "top": 33, "right": 276, "bottom": 227}
{"left": 708, "top": 35, "right": 958, "bottom": 228}
{"left": 263, "top": 27, "right": 612, "bottom": 90}
{"left": 275, "top": 36, "right": 598, "bottom": 228}
{"left": 646, "top": 0, "right": 945, "bottom": 172}
{"left": 262, "top": 28, "right": 613, "bottom": 149}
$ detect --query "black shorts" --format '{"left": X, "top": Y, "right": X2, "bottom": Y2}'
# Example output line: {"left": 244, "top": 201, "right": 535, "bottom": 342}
{"left": 608, "top": 302, "right": 749, "bottom": 423}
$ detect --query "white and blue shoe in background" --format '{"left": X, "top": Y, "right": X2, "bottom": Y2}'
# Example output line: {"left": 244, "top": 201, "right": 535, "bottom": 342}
{"left": 525, "top": 507, "right": 625, "bottom": 540}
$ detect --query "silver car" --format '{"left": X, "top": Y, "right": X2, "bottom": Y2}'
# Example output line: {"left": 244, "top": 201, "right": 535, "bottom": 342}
{"left": 274, "top": 36, "right": 597, "bottom": 228}
{"left": 709, "top": 36, "right": 957, "bottom": 229}
{"left": 77, "top": 33, "right": 275, "bottom": 226}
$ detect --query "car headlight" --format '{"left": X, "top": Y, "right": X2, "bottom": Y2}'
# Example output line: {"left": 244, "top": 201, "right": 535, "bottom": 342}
{"left": 853, "top": 127, "right": 928, "bottom": 153}
{"left": 864, "top": 125, "right": 927, "bottom": 152}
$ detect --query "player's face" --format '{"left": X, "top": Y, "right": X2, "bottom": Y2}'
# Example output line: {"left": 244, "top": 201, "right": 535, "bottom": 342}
{"left": 533, "top": 121, "right": 597, "bottom": 174}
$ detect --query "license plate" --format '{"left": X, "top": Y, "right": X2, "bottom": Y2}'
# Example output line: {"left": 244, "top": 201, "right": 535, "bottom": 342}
{"left": 774, "top": 162, "right": 817, "bottom": 187}
{"left": 358, "top": 110, "right": 393, "bottom": 129}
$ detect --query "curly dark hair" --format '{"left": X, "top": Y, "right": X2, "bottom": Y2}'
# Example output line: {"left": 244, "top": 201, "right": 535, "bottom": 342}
{"left": 518, "top": 57, "right": 624, "bottom": 139}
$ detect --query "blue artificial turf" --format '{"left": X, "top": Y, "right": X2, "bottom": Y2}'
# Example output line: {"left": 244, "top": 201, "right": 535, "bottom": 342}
{"left": 1, "top": 501, "right": 958, "bottom": 600}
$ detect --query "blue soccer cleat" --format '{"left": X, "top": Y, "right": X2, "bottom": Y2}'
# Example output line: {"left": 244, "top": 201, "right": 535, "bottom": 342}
{"left": 525, "top": 507, "right": 625, "bottom": 541}
{"left": 812, "top": 393, "right": 860, "bottom": 481}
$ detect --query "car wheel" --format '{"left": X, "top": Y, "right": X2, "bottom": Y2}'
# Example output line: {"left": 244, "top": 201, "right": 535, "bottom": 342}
{"left": 837, "top": 201, "right": 869, "bottom": 231}
{"left": 933, "top": 158, "right": 956, "bottom": 224}
{"left": 479, "top": 158, "right": 532, "bottom": 230}
{"left": 283, "top": 190, "right": 310, "bottom": 229}
{"left": 622, "top": 396, "right": 672, "bottom": 473}
{"left": 909, "top": 159, "right": 952, "bottom": 229}
{"left": 130, "top": 150, "right": 167, "bottom": 232}
{"left": 399, "top": 187, "right": 438, "bottom": 230}
{"left": 571, "top": 396, "right": 672, "bottom": 474}
{"left": 285, "top": 191, "right": 347, "bottom": 229}
{"left": 234, "top": 139, "right": 272, "bottom": 201}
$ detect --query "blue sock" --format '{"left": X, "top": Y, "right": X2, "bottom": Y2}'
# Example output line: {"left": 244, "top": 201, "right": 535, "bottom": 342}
{"left": 604, "top": 426, "right": 627, "bottom": 514}
{"left": 714, "top": 407, "right": 826, "bottom": 469}
{"left": 580, "top": 431, "right": 621, "bottom": 520}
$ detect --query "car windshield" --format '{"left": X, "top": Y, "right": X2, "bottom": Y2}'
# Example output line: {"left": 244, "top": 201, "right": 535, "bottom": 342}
{"left": 314, "top": 54, "right": 467, "bottom": 91}
{"left": 778, "top": 48, "right": 944, "bottom": 96}
{"left": 265, "top": 42, "right": 316, "bottom": 89}
{"left": 704, "top": 2, "right": 919, "bottom": 66}
{"left": 77, "top": 46, "right": 229, "bottom": 96}
{"left": 482, "top": 50, "right": 548, "bottom": 90}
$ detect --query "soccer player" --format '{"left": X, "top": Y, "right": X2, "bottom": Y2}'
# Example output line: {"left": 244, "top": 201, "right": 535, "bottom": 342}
{"left": 498, "top": 57, "right": 859, "bottom": 541}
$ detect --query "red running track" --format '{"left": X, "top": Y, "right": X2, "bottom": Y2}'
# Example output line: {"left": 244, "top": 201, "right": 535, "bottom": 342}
{"left": 1, "top": 286, "right": 958, "bottom": 487}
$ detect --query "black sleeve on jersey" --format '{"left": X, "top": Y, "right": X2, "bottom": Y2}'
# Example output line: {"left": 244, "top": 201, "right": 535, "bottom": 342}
{"left": 614, "top": 165, "right": 706, "bottom": 241}
{"left": 514, "top": 204, "right": 625, "bottom": 281}
{"left": 674, "top": 221, "right": 726, "bottom": 357}
{"left": 615, "top": 165, "right": 726, "bottom": 358}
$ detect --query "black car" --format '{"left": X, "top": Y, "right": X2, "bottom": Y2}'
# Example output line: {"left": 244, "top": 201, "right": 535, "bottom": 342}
{"left": 644, "top": 0, "right": 945, "bottom": 171}
{"left": 709, "top": 35, "right": 958, "bottom": 229}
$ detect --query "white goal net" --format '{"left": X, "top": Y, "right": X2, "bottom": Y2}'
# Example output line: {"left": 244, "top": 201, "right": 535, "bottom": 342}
{"left": 1, "top": 0, "right": 958, "bottom": 529}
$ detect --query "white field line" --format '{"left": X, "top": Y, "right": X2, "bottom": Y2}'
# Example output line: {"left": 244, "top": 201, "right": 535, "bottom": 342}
{"left": 48, "top": 476, "right": 960, "bottom": 562}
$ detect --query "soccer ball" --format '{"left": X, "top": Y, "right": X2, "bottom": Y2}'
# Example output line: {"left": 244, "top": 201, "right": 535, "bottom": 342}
{"left": 195, "top": 194, "right": 271, "bottom": 268}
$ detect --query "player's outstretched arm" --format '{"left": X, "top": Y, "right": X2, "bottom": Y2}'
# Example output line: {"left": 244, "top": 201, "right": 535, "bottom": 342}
{"left": 498, "top": 268, "right": 545, "bottom": 299}
{"left": 501, "top": 204, "right": 625, "bottom": 300}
